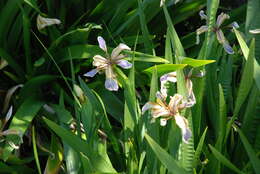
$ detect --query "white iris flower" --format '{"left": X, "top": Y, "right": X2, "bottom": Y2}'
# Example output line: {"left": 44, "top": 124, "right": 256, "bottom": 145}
{"left": 196, "top": 10, "right": 239, "bottom": 54}
{"left": 84, "top": 36, "right": 132, "bottom": 91}
{"left": 37, "top": 15, "right": 61, "bottom": 30}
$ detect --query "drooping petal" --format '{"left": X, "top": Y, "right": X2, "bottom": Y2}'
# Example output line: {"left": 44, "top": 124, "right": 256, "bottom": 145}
{"left": 116, "top": 60, "right": 132, "bottom": 69}
{"left": 216, "top": 29, "right": 226, "bottom": 44}
{"left": 3, "top": 84, "right": 23, "bottom": 113}
{"left": 199, "top": 10, "right": 207, "bottom": 20}
{"left": 93, "top": 55, "right": 107, "bottom": 67}
{"left": 97, "top": 36, "right": 107, "bottom": 53}
{"left": 223, "top": 42, "right": 234, "bottom": 54}
{"left": 216, "top": 12, "right": 230, "bottom": 28}
{"left": 151, "top": 107, "right": 170, "bottom": 118}
{"left": 37, "top": 15, "right": 61, "bottom": 30}
{"left": 142, "top": 102, "right": 156, "bottom": 114}
{"left": 111, "top": 43, "right": 131, "bottom": 59}
{"left": 160, "top": 118, "right": 167, "bottom": 126}
{"left": 196, "top": 25, "right": 208, "bottom": 44}
{"left": 160, "top": 81, "right": 168, "bottom": 99}
{"left": 174, "top": 114, "right": 192, "bottom": 143}
{"left": 249, "top": 29, "right": 260, "bottom": 34}
{"left": 105, "top": 78, "right": 119, "bottom": 91}
{"left": 83, "top": 69, "right": 98, "bottom": 77}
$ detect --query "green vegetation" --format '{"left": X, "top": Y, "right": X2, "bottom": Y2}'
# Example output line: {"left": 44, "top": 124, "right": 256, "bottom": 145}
{"left": 0, "top": 0, "right": 259, "bottom": 173}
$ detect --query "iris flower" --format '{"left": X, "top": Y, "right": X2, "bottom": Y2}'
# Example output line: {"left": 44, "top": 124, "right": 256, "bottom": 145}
{"left": 142, "top": 72, "right": 196, "bottom": 143}
{"left": 84, "top": 36, "right": 132, "bottom": 91}
{"left": 196, "top": 10, "right": 239, "bottom": 54}
{"left": 37, "top": 15, "right": 61, "bottom": 30}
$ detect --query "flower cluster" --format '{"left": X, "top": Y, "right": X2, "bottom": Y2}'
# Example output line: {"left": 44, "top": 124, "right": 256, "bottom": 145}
{"left": 196, "top": 10, "right": 239, "bottom": 54}
{"left": 84, "top": 36, "right": 132, "bottom": 91}
{"left": 142, "top": 71, "right": 197, "bottom": 143}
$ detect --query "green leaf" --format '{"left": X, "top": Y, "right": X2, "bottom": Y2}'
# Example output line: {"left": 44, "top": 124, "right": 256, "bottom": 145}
{"left": 2, "top": 97, "right": 44, "bottom": 161}
{"left": 209, "top": 145, "right": 245, "bottom": 174}
{"left": 143, "top": 64, "right": 187, "bottom": 76}
{"left": 181, "top": 57, "right": 215, "bottom": 67}
{"left": 193, "top": 127, "right": 208, "bottom": 168}
{"left": 144, "top": 133, "right": 187, "bottom": 174}
{"left": 237, "top": 128, "right": 260, "bottom": 174}
{"left": 43, "top": 117, "right": 117, "bottom": 173}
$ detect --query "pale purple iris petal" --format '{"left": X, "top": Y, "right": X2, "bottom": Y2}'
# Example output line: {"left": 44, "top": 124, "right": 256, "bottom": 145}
{"left": 93, "top": 55, "right": 107, "bottom": 67}
{"left": 223, "top": 42, "right": 234, "bottom": 54}
{"left": 84, "top": 69, "right": 98, "bottom": 77}
{"left": 37, "top": 15, "right": 61, "bottom": 30}
{"left": 231, "top": 22, "right": 239, "bottom": 29}
{"left": 142, "top": 102, "right": 155, "bottom": 114}
{"left": 111, "top": 43, "right": 131, "bottom": 59}
{"left": 249, "top": 29, "right": 260, "bottom": 34}
{"left": 116, "top": 60, "right": 132, "bottom": 69}
{"left": 199, "top": 10, "right": 207, "bottom": 20}
{"left": 105, "top": 78, "right": 119, "bottom": 91}
{"left": 216, "top": 13, "right": 230, "bottom": 27}
{"left": 97, "top": 36, "right": 107, "bottom": 52}
{"left": 216, "top": 29, "right": 226, "bottom": 44}
{"left": 196, "top": 25, "right": 208, "bottom": 44}
{"left": 174, "top": 114, "right": 191, "bottom": 144}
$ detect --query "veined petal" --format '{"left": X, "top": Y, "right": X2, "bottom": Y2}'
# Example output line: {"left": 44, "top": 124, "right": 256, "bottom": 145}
{"left": 160, "top": 118, "right": 167, "bottom": 126}
{"left": 156, "top": 91, "right": 166, "bottom": 102}
{"left": 116, "top": 60, "right": 132, "bottom": 69}
{"left": 105, "top": 65, "right": 115, "bottom": 79}
{"left": 223, "top": 42, "right": 234, "bottom": 54}
{"left": 84, "top": 69, "right": 98, "bottom": 77}
{"left": 37, "top": 15, "right": 61, "bottom": 30}
{"left": 93, "top": 55, "right": 107, "bottom": 67}
{"left": 174, "top": 114, "right": 191, "bottom": 143}
{"left": 111, "top": 43, "right": 131, "bottom": 59}
{"left": 199, "top": 10, "right": 207, "bottom": 20}
{"left": 160, "top": 81, "right": 168, "bottom": 99}
{"left": 97, "top": 36, "right": 107, "bottom": 53}
{"left": 216, "top": 29, "right": 226, "bottom": 44}
{"left": 105, "top": 78, "right": 119, "bottom": 91}
{"left": 151, "top": 107, "right": 170, "bottom": 118}
{"left": 216, "top": 12, "right": 230, "bottom": 28}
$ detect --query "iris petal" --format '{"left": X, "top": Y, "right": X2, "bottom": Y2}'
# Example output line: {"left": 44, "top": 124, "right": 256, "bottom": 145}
{"left": 111, "top": 43, "right": 131, "bottom": 59}
{"left": 199, "top": 10, "right": 207, "bottom": 20}
{"left": 142, "top": 102, "right": 156, "bottom": 114}
{"left": 160, "top": 119, "right": 167, "bottom": 126}
{"left": 84, "top": 69, "right": 98, "bottom": 77}
{"left": 116, "top": 60, "right": 132, "bottom": 69}
{"left": 216, "top": 12, "right": 230, "bottom": 27}
{"left": 223, "top": 42, "right": 234, "bottom": 54}
{"left": 37, "top": 15, "right": 61, "bottom": 30}
{"left": 93, "top": 55, "right": 107, "bottom": 67}
{"left": 105, "top": 78, "right": 119, "bottom": 91}
{"left": 97, "top": 36, "right": 107, "bottom": 52}
{"left": 174, "top": 114, "right": 191, "bottom": 143}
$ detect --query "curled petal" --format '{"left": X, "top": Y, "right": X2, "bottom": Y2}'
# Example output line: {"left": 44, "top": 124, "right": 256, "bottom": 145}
{"left": 116, "top": 60, "right": 132, "bottom": 69}
{"left": 160, "top": 72, "right": 177, "bottom": 83}
{"left": 84, "top": 69, "right": 98, "bottom": 77}
{"left": 142, "top": 102, "right": 156, "bottom": 114}
{"left": 216, "top": 29, "right": 226, "bottom": 44}
{"left": 37, "top": 15, "right": 61, "bottom": 30}
{"left": 97, "top": 36, "right": 107, "bottom": 52}
{"left": 111, "top": 43, "right": 131, "bottom": 59}
{"left": 93, "top": 55, "right": 107, "bottom": 67}
{"left": 199, "top": 10, "right": 207, "bottom": 20}
{"left": 249, "top": 29, "right": 260, "bottom": 34}
{"left": 230, "top": 22, "right": 239, "bottom": 29}
{"left": 216, "top": 12, "right": 230, "bottom": 27}
{"left": 160, "top": 81, "right": 168, "bottom": 99}
{"left": 223, "top": 42, "right": 234, "bottom": 54}
{"left": 105, "top": 78, "right": 119, "bottom": 91}
{"left": 174, "top": 114, "right": 192, "bottom": 143}
{"left": 3, "top": 84, "right": 23, "bottom": 113}
{"left": 160, "top": 118, "right": 167, "bottom": 126}
{"left": 196, "top": 25, "right": 208, "bottom": 35}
